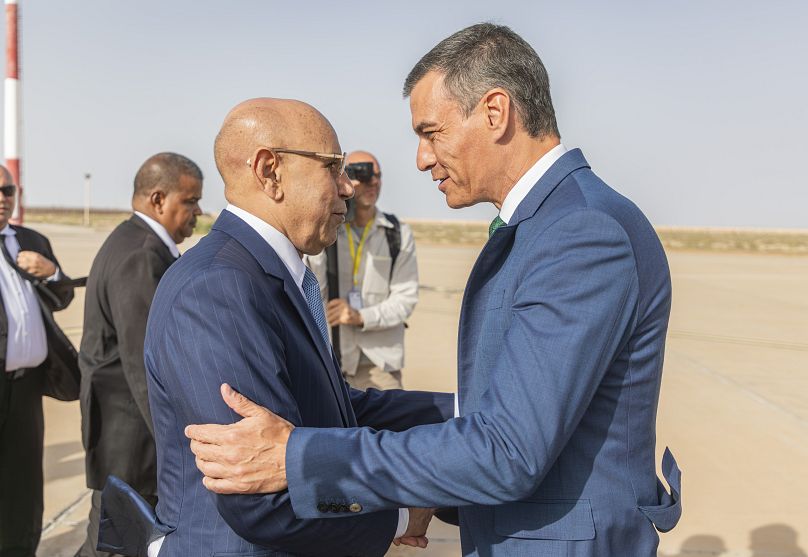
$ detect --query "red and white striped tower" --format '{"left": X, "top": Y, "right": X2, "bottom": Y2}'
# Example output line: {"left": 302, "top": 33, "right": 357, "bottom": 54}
{"left": 4, "top": 0, "right": 22, "bottom": 224}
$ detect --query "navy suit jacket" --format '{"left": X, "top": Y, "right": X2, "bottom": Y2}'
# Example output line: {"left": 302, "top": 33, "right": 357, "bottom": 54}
{"left": 140, "top": 210, "right": 454, "bottom": 556}
{"left": 285, "top": 149, "right": 681, "bottom": 556}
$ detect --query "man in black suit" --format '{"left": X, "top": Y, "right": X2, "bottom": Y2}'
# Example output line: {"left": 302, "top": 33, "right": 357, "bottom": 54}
{"left": 76, "top": 153, "right": 203, "bottom": 557}
{"left": 0, "top": 165, "right": 79, "bottom": 557}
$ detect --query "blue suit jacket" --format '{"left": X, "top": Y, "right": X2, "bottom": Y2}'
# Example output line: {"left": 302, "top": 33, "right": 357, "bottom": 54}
{"left": 137, "top": 210, "right": 453, "bottom": 557}
{"left": 286, "top": 149, "right": 681, "bottom": 556}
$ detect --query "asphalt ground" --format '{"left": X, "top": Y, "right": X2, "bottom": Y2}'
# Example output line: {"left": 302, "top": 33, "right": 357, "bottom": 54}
{"left": 27, "top": 223, "right": 807, "bottom": 557}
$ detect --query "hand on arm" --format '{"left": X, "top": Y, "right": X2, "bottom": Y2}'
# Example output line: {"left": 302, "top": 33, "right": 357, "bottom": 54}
{"left": 187, "top": 383, "right": 294, "bottom": 494}
{"left": 284, "top": 212, "right": 641, "bottom": 515}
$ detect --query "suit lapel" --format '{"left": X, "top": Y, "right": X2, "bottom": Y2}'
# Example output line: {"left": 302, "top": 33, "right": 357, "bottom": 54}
{"left": 212, "top": 211, "right": 351, "bottom": 425}
{"left": 458, "top": 150, "right": 591, "bottom": 409}
{"left": 129, "top": 215, "right": 177, "bottom": 266}
{"left": 280, "top": 277, "right": 350, "bottom": 424}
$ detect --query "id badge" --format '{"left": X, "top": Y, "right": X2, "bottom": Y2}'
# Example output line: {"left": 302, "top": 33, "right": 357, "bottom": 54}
{"left": 347, "top": 289, "right": 363, "bottom": 310}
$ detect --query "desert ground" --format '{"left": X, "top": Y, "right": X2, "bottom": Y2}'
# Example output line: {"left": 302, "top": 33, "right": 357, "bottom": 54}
{"left": 25, "top": 217, "right": 807, "bottom": 557}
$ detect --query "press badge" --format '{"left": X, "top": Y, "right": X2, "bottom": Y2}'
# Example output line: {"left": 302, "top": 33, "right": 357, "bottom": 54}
{"left": 348, "top": 289, "right": 363, "bottom": 310}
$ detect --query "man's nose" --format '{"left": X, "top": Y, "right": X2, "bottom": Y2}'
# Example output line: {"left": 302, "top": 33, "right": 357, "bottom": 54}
{"left": 416, "top": 138, "right": 437, "bottom": 172}
{"left": 337, "top": 172, "right": 354, "bottom": 199}
{"left": 193, "top": 204, "right": 203, "bottom": 216}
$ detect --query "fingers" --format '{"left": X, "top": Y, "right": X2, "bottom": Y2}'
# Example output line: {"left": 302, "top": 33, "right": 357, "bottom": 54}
{"left": 189, "top": 437, "right": 237, "bottom": 462}
{"left": 220, "top": 383, "right": 265, "bottom": 418}
{"left": 395, "top": 536, "right": 429, "bottom": 548}
{"left": 201, "top": 475, "right": 249, "bottom": 495}
{"left": 194, "top": 455, "right": 232, "bottom": 479}
{"left": 185, "top": 422, "right": 234, "bottom": 445}
{"left": 16, "top": 251, "right": 53, "bottom": 276}
{"left": 325, "top": 303, "right": 343, "bottom": 325}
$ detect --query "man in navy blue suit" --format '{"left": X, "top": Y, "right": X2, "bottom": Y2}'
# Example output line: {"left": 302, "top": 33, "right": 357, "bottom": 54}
{"left": 187, "top": 24, "right": 682, "bottom": 556}
{"left": 99, "top": 98, "right": 454, "bottom": 557}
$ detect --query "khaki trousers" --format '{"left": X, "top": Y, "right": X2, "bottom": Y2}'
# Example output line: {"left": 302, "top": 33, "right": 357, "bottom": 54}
{"left": 345, "top": 359, "right": 402, "bottom": 391}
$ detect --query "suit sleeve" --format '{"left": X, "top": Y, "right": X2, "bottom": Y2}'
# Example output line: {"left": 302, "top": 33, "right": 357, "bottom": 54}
{"left": 156, "top": 266, "right": 397, "bottom": 556}
{"left": 286, "top": 210, "right": 640, "bottom": 515}
{"left": 108, "top": 248, "right": 167, "bottom": 437}
{"left": 349, "top": 386, "right": 454, "bottom": 431}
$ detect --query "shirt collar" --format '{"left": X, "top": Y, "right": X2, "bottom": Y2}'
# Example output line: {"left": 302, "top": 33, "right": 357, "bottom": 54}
{"left": 499, "top": 143, "right": 567, "bottom": 224}
{"left": 224, "top": 204, "right": 306, "bottom": 290}
{"left": 133, "top": 212, "right": 180, "bottom": 258}
{"left": 0, "top": 225, "right": 16, "bottom": 237}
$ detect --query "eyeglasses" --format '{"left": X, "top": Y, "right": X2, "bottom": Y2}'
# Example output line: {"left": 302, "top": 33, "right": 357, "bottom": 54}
{"left": 0, "top": 184, "right": 16, "bottom": 197}
{"left": 256, "top": 148, "right": 348, "bottom": 177}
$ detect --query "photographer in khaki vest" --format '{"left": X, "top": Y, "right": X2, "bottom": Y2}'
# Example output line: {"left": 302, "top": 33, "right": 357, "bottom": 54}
{"left": 305, "top": 151, "right": 418, "bottom": 390}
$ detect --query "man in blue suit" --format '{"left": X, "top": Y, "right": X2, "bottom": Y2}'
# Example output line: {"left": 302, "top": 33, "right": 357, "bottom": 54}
{"left": 187, "top": 24, "right": 682, "bottom": 556}
{"left": 99, "top": 98, "right": 453, "bottom": 557}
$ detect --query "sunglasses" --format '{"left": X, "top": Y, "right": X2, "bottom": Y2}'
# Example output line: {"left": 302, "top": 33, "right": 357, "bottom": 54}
{"left": 0, "top": 184, "right": 16, "bottom": 198}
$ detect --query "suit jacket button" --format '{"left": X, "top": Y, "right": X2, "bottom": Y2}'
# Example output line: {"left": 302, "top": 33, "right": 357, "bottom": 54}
{"left": 329, "top": 503, "right": 340, "bottom": 513}
{"left": 349, "top": 503, "right": 362, "bottom": 513}
{"left": 317, "top": 503, "right": 329, "bottom": 513}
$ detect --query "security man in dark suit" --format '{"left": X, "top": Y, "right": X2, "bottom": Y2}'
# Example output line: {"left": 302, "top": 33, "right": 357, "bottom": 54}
{"left": 0, "top": 164, "right": 79, "bottom": 557}
{"left": 76, "top": 153, "right": 203, "bottom": 557}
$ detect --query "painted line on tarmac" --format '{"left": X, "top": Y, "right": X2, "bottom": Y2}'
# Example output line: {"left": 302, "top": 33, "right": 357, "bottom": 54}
{"left": 669, "top": 329, "right": 808, "bottom": 351}
{"left": 671, "top": 348, "right": 808, "bottom": 433}
{"left": 41, "top": 489, "right": 91, "bottom": 536}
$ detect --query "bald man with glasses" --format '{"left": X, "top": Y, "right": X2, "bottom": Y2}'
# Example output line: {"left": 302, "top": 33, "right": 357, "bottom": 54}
{"left": 0, "top": 166, "right": 80, "bottom": 557}
{"left": 98, "top": 98, "right": 452, "bottom": 557}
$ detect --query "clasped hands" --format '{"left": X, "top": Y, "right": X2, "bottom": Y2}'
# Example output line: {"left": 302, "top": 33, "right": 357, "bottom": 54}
{"left": 185, "top": 384, "right": 434, "bottom": 548}
{"left": 326, "top": 298, "right": 363, "bottom": 327}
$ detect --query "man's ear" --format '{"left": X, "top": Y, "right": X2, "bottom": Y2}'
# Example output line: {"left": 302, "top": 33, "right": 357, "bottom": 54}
{"left": 149, "top": 190, "right": 167, "bottom": 214}
{"left": 251, "top": 148, "right": 283, "bottom": 201}
{"left": 481, "top": 88, "right": 511, "bottom": 141}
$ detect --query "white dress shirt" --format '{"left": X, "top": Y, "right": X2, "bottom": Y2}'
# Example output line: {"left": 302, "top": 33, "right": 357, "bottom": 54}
{"left": 1, "top": 225, "right": 49, "bottom": 372}
{"left": 499, "top": 143, "right": 567, "bottom": 224}
{"left": 133, "top": 211, "right": 180, "bottom": 258}
{"left": 225, "top": 205, "right": 306, "bottom": 297}
{"left": 149, "top": 206, "right": 406, "bottom": 556}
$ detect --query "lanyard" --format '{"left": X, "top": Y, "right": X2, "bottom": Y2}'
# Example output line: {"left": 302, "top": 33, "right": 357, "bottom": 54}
{"left": 345, "top": 220, "right": 373, "bottom": 288}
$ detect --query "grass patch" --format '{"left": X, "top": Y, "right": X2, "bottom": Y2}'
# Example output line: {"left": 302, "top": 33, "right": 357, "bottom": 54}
{"left": 24, "top": 207, "right": 215, "bottom": 234}
{"left": 22, "top": 209, "right": 808, "bottom": 255}
{"left": 656, "top": 227, "right": 808, "bottom": 255}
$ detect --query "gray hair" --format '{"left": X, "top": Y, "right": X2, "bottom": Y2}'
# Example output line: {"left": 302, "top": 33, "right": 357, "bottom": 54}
{"left": 403, "top": 23, "right": 559, "bottom": 139}
{"left": 133, "top": 152, "right": 203, "bottom": 196}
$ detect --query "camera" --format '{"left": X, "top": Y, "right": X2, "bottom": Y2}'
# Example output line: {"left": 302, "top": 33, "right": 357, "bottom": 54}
{"left": 345, "top": 162, "right": 375, "bottom": 182}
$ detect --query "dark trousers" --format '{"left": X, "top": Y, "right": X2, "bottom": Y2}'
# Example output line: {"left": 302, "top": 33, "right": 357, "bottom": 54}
{"left": 76, "top": 489, "right": 158, "bottom": 557}
{"left": 0, "top": 369, "right": 45, "bottom": 557}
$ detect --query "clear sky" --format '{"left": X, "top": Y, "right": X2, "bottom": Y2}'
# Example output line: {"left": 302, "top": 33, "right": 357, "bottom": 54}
{"left": 2, "top": 0, "right": 806, "bottom": 227}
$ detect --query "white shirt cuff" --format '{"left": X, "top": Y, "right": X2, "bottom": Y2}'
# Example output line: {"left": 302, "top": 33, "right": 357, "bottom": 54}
{"left": 45, "top": 267, "right": 62, "bottom": 282}
{"left": 454, "top": 393, "right": 460, "bottom": 418}
{"left": 394, "top": 508, "right": 409, "bottom": 538}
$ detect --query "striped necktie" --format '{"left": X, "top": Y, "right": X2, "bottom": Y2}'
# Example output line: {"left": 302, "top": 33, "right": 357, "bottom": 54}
{"left": 489, "top": 215, "right": 505, "bottom": 238}
{"left": 302, "top": 267, "right": 330, "bottom": 348}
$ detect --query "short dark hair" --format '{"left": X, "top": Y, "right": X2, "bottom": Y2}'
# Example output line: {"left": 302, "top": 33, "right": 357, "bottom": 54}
{"left": 403, "top": 23, "right": 559, "bottom": 138}
{"left": 133, "top": 152, "right": 203, "bottom": 196}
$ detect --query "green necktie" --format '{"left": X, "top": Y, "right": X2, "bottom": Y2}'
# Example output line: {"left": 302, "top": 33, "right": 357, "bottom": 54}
{"left": 489, "top": 215, "right": 505, "bottom": 238}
